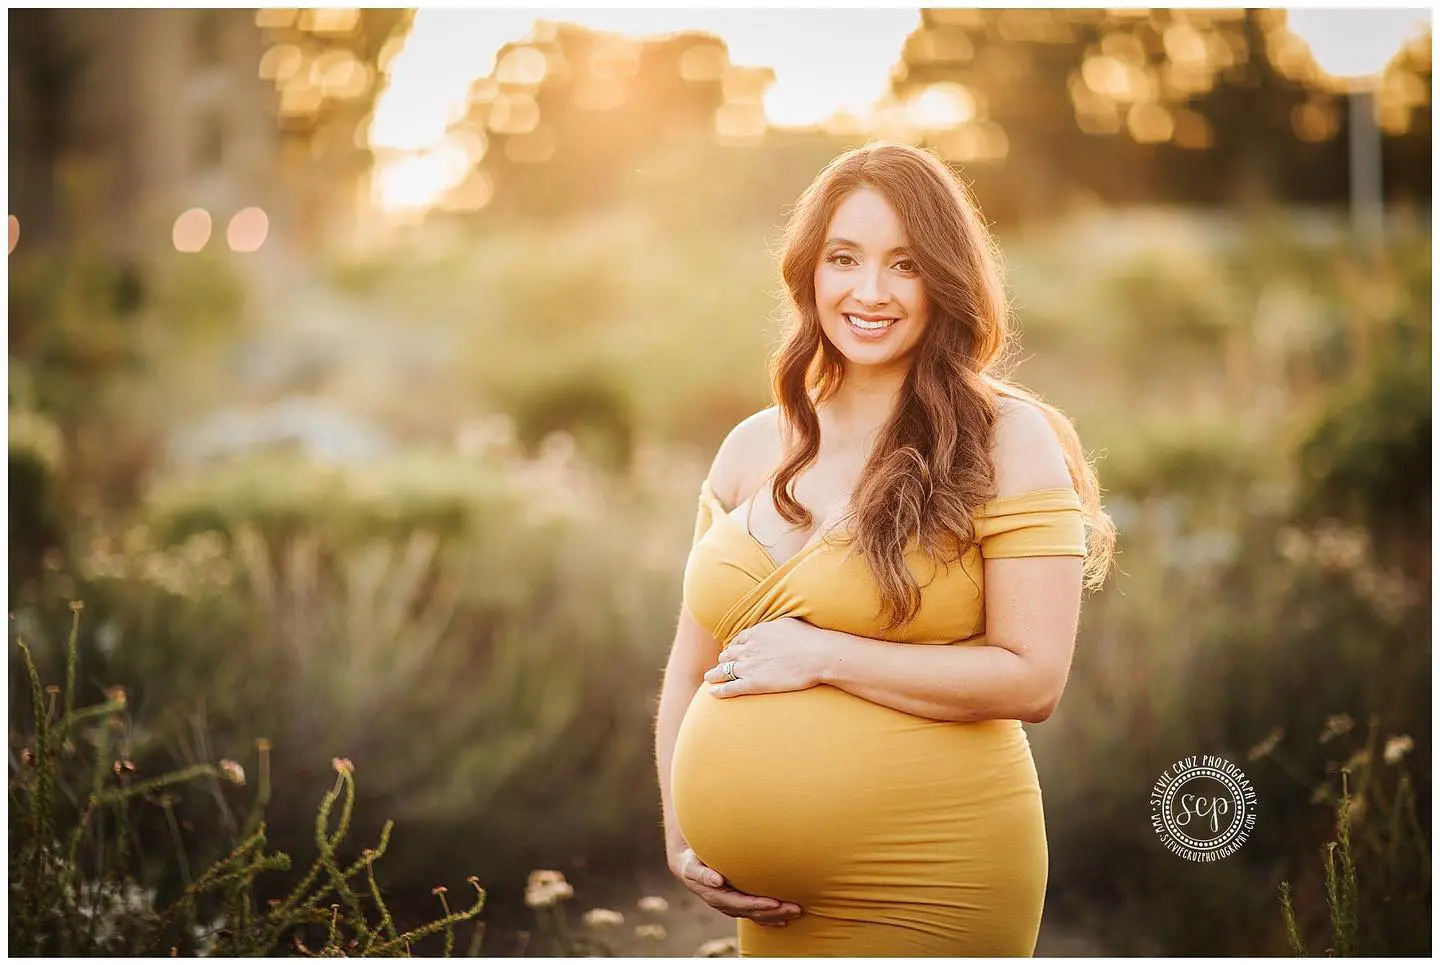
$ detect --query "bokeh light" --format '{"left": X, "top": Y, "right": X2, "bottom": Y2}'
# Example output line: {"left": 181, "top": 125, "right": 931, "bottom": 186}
{"left": 374, "top": 142, "right": 474, "bottom": 212}
{"left": 226, "top": 207, "right": 270, "bottom": 253}
{"left": 172, "top": 208, "right": 213, "bottom": 253}
{"left": 906, "top": 83, "right": 976, "bottom": 130}
{"left": 8, "top": 215, "right": 18, "bottom": 254}
{"left": 367, "top": 9, "right": 922, "bottom": 211}
{"left": 1287, "top": 9, "right": 1430, "bottom": 83}
{"left": 440, "top": 169, "right": 496, "bottom": 214}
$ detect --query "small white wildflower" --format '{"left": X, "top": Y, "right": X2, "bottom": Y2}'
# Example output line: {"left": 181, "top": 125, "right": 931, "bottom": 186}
{"left": 634, "top": 924, "right": 667, "bottom": 941}
{"left": 637, "top": 895, "right": 670, "bottom": 914}
{"left": 194, "top": 915, "right": 227, "bottom": 957}
{"left": 1383, "top": 735, "right": 1414, "bottom": 765}
{"left": 524, "top": 870, "right": 573, "bottom": 909}
{"left": 123, "top": 882, "right": 155, "bottom": 914}
{"left": 582, "top": 908, "right": 625, "bottom": 928}
{"left": 695, "top": 936, "right": 739, "bottom": 957}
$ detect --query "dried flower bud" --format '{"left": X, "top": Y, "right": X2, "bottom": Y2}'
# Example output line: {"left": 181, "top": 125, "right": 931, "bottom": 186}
{"left": 105, "top": 686, "right": 127, "bottom": 708}
{"left": 219, "top": 759, "right": 245, "bottom": 785}
{"left": 637, "top": 895, "right": 669, "bottom": 914}
{"left": 1246, "top": 726, "right": 1284, "bottom": 762}
{"left": 45, "top": 685, "right": 60, "bottom": 696}
{"left": 1319, "top": 713, "right": 1355, "bottom": 744}
{"left": 432, "top": 885, "right": 448, "bottom": 896}
{"left": 332, "top": 757, "right": 354, "bottom": 775}
{"left": 634, "top": 924, "right": 667, "bottom": 940}
{"left": 255, "top": 737, "right": 272, "bottom": 752}
{"left": 69, "top": 600, "right": 84, "bottom": 612}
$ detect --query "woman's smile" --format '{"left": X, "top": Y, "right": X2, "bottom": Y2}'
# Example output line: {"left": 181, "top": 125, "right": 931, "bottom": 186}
{"left": 843, "top": 312, "right": 901, "bottom": 338}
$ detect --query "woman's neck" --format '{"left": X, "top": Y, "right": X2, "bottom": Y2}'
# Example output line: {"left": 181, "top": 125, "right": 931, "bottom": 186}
{"left": 817, "top": 364, "right": 909, "bottom": 457}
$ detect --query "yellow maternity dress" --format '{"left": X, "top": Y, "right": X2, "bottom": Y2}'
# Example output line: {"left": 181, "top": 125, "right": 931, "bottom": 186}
{"left": 671, "top": 479, "right": 1087, "bottom": 956}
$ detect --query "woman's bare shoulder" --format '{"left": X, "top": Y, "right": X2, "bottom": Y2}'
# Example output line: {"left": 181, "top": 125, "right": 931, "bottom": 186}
{"left": 990, "top": 396, "right": 1072, "bottom": 498}
{"left": 707, "top": 407, "right": 784, "bottom": 509}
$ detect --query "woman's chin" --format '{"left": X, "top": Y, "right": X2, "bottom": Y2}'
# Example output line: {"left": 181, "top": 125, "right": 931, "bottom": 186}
{"left": 835, "top": 341, "right": 909, "bottom": 371}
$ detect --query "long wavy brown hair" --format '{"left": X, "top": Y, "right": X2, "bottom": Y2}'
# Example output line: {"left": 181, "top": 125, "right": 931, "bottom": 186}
{"left": 769, "top": 141, "right": 1116, "bottom": 630}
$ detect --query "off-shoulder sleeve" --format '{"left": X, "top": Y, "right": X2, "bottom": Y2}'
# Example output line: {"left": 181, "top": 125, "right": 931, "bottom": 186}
{"left": 977, "top": 487, "right": 1087, "bottom": 559}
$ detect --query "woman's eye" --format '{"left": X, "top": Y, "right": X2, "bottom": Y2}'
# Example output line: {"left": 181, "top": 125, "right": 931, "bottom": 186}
{"left": 895, "top": 259, "right": 917, "bottom": 273}
{"left": 829, "top": 253, "right": 856, "bottom": 267}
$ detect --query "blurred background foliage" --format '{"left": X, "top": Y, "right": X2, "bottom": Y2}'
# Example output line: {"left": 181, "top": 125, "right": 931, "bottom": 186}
{"left": 8, "top": 6, "right": 1431, "bottom": 957}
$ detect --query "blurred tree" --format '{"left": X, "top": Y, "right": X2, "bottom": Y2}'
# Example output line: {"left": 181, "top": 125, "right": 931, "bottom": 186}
{"left": 443, "top": 21, "right": 733, "bottom": 220}
{"left": 7, "top": 9, "right": 88, "bottom": 252}
{"left": 255, "top": 8, "right": 413, "bottom": 248}
{"left": 890, "top": 9, "right": 1432, "bottom": 218}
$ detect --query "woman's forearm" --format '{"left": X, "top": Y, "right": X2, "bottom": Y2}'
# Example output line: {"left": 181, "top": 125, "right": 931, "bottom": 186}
{"left": 654, "top": 648, "right": 705, "bottom": 865}
{"left": 814, "top": 628, "right": 1057, "bottom": 724}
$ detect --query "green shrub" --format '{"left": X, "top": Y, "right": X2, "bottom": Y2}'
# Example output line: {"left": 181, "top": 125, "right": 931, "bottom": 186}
{"left": 9, "top": 607, "right": 484, "bottom": 957}
{"left": 9, "top": 408, "right": 67, "bottom": 594}
{"left": 8, "top": 252, "right": 143, "bottom": 429}
{"left": 143, "top": 453, "right": 522, "bottom": 548}
{"left": 1294, "top": 316, "right": 1430, "bottom": 565}
{"left": 1276, "top": 724, "right": 1428, "bottom": 957}
{"left": 37, "top": 450, "right": 701, "bottom": 897}
{"left": 509, "top": 373, "right": 636, "bottom": 472}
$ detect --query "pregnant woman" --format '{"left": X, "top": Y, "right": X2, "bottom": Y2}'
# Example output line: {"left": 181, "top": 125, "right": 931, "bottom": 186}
{"left": 653, "top": 141, "right": 1115, "bottom": 956}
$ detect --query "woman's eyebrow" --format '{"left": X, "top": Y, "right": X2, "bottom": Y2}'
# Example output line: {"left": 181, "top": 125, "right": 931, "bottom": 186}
{"left": 824, "top": 237, "right": 912, "bottom": 255}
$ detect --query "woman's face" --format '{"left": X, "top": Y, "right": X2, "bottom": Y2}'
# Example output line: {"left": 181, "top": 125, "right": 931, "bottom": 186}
{"left": 813, "top": 186, "right": 931, "bottom": 376}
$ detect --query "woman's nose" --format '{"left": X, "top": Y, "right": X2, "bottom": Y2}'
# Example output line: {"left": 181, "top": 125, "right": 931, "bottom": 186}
{"left": 852, "top": 266, "right": 889, "bottom": 306}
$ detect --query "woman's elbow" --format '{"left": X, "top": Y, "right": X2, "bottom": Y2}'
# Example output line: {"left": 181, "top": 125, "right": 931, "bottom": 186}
{"left": 1020, "top": 676, "right": 1068, "bottom": 724}
{"left": 1021, "top": 699, "right": 1057, "bottom": 724}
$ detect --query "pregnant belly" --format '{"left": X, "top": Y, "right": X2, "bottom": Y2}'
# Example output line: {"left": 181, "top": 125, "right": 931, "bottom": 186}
{"left": 670, "top": 685, "right": 1042, "bottom": 907}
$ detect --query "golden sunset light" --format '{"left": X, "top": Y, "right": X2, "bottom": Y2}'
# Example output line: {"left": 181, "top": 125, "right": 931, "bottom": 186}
{"left": 367, "top": 8, "right": 922, "bottom": 212}
{"left": 9, "top": 9, "right": 1430, "bottom": 957}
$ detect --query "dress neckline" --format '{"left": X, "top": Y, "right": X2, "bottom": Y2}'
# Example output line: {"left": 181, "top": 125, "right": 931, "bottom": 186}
{"left": 699, "top": 478, "right": 1081, "bottom": 572}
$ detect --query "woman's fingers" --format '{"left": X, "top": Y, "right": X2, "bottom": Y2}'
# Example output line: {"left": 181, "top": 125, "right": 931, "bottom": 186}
{"left": 679, "top": 850, "right": 724, "bottom": 888}
{"left": 674, "top": 851, "right": 802, "bottom": 925}
{"left": 705, "top": 888, "right": 798, "bottom": 925}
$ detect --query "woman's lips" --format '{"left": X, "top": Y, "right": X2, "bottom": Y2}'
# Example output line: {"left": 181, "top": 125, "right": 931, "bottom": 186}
{"left": 844, "top": 313, "right": 898, "bottom": 339}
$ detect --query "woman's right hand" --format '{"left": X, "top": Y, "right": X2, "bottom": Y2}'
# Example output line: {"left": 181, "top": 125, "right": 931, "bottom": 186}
{"left": 669, "top": 847, "right": 804, "bottom": 927}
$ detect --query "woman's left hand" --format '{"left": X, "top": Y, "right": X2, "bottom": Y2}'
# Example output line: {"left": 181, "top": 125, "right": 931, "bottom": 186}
{"left": 704, "top": 618, "right": 825, "bottom": 698}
